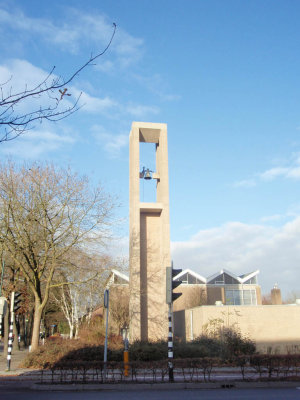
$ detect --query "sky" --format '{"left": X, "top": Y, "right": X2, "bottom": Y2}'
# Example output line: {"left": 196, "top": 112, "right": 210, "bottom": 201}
{"left": 0, "top": 0, "right": 300, "bottom": 298}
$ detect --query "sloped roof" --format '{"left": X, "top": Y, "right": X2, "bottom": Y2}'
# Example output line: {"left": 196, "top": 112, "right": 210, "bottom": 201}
{"left": 173, "top": 268, "right": 207, "bottom": 283}
{"left": 105, "top": 269, "right": 129, "bottom": 288}
{"left": 206, "top": 268, "right": 259, "bottom": 284}
{"left": 111, "top": 269, "right": 129, "bottom": 282}
{"left": 239, "top": 269, "right": 259, "bottom": 283}
{"left": 106, "top": 268, "right": 259, "bottom": 285}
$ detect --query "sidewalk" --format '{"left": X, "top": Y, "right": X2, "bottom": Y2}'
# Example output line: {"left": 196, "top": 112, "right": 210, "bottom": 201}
{"left": 0, "top": 347, "right": 31, "bottom": 375}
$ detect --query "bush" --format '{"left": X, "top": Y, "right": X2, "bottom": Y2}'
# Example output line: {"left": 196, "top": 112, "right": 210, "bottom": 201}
{"left": 129, "top": 341, "right": 167, "bottom": 361}
{"left": 21, "top": 337, "right": 124, "bottom": 369}
{"left": 128, "top": 335, "right": 255, "bottom": 362}
{"left": 176, "top": 337, "right": 223, "bottom": 358}
{"left": 78, "top": 319, "right": 106, "bottom": 345}
{"left": 221, "top": 329, "right": 256, "bottom": 358}
{"left": 22, "top": 330, "right": 256, "bottom": 369}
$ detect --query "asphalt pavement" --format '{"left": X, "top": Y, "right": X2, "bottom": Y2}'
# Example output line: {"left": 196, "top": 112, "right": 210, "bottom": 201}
{"left": 1, "top": 388, "right": 300, "bottom": 400}
{"left": 1, "top": 343, "right": 300, "bottom": 395}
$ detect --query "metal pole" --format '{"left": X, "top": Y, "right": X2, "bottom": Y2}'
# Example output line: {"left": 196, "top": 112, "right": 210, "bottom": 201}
{"left": 0, "top": 260, "right": 5, "bottom": 339}
{"left": 103, "top": 289, "right": 109, "bottom": 380}
{"left": 168, "top": 303, "right": 174, "bottom": 382}
{"left": 7, "top": 291, "right": 14, "bottom": 371}
{"left": 104, "top": 306, "right": 109, "bottom": 361}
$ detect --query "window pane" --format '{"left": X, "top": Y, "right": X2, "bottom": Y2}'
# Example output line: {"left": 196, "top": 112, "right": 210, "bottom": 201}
{"left": 225, "top": 290, "right": 234, "bottom": 305}
{"left": 234, "top": 290, "right": 242, "bottom": 305}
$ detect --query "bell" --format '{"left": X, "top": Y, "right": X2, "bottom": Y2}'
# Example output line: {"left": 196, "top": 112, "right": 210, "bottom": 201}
{"left": 144, "top": 169, "right": 152, "bottom": 180}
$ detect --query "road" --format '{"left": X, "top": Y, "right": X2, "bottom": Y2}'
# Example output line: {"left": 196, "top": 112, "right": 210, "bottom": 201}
{"left": 1, "top": 388, "right": 300, "bottom": 400}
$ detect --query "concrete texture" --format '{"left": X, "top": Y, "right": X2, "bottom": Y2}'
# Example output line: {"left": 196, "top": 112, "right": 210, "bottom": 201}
{"left": 129, "top": 122, "right": 171, "bottom": 342}
{"left": 0, "top": 346, "right": 30, "bottom": 375}
{"left": 174, "top": 304, "right": 300, "bottom": 353}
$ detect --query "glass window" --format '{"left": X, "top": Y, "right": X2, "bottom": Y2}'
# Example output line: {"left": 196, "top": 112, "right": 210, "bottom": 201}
{"left": 177, "top": 273, "right": 188, "bottom": 284}
{"left": 243, "top": 290, "right": 252, "bottom": 305}
{"left": 243, "top": 289, "right": 257, "bottom": 305}
{"left": 224, "top": 273, "right": 239, "bottom": 284}
{"left": 243, "top": 277, "right": 257, "bottom": 285}
{"left": 225, "top": 290, "right": 234, "bottom": 305}
{"left": 209, "top": 273, "right": 225, "bottom": 284}
{"left": 234, "top": 290, "right": 242, "bottom": 305}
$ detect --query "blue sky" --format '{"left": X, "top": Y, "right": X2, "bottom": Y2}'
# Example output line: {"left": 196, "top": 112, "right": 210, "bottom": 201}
{"left": 1, "top": 0, "right": 300, "bottom": 297}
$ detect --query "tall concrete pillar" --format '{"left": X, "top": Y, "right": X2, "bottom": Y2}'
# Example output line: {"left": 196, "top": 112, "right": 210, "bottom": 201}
{"left": 271, "top": 285, "right": 282, "bottom": 305}
{"left": 129, "top": 122, "right": 170, "bottom": 342}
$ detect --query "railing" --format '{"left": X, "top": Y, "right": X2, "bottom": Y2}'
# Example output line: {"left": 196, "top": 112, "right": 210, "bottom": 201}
{"left": 27, "top": 355, "right": 300, "bottom": 384}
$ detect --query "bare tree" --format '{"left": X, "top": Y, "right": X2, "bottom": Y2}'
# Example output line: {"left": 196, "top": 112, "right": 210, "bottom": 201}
{"left": 109, "top": 286, "right": 130, "bottom": 335}
{"left": 261, "top": 293, "right": 272, "bottom": 305}
{"left": 0, "top": 23, "right": 116, "bottom": 143}
{"left": 0, "top": 161, "right": 114, "bottom": 350}
{"left": 283, "top": 291, "right": 300, "bottom": 304}
{"left": 52, "top": 251, "right": 110, "bottom": 339}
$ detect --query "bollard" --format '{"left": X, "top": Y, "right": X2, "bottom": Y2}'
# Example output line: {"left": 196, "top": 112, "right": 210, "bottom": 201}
{"left": 124, "top": 350, "right": 129, "bottom": 377}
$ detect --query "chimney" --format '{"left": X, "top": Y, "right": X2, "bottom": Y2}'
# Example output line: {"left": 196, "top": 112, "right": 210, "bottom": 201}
{"left": 271, "top": 283, "right": 282, "bottom": 305}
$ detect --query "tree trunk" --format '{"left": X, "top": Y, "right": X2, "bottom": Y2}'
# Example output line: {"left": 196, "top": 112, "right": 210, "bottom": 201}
{"left": 69, "top": 324, "right": 74, "bottom": 339}
{"left": 13, "top": 315, "right": 19, "bottom": 351}
{"left": 31, "top": 298, "right": 43, "bottom": 351}
{"left": 19, "top": 314, "right": 26, "bottom": 349}
{"left": 26, "top": 309, "right": 34, "bottom": 347}
{"left": 74, "top": 320, "right": 79, "bottom": 339}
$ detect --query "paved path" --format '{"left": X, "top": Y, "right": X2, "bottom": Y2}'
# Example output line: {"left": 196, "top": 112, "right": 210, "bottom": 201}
{"left": 0, "top": 342, "right": 31, "bottom": 376}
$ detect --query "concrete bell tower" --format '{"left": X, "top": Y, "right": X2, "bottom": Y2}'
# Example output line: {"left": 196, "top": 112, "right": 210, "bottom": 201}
{"left": 129, "top": 122, "right": 171, "bottom": 341}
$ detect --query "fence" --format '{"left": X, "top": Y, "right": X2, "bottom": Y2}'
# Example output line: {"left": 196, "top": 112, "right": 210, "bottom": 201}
{"left": 33, "top": 355, "right": 300, "bottom": 384}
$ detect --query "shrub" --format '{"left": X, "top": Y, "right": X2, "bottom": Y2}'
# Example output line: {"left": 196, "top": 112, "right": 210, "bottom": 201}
{"left": 22, "top": 330, "right": 256, "bottom": 369}
{"left": 78, "top": 319, "right": 106, "bottom": 345}
{"left": 220, "top": 328, "right": 256, "bottom": 358}
{"left": 129, "top": 341, "right": 167, "bottom": 361}
{"left": 21, "top": 337, "right": 124, "bottom": 368}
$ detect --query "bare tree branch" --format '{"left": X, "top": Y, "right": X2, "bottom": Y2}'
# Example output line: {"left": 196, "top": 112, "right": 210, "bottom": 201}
{"left": 0, "top": 23, "right": 117, "bottom": 143}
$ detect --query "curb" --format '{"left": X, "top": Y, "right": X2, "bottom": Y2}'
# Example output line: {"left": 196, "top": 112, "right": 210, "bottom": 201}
{"left": 0, "top": 380, "right": 300, "bottom": 392}
{"left": 30, "top": 381, "right": 300, "bottom": 391}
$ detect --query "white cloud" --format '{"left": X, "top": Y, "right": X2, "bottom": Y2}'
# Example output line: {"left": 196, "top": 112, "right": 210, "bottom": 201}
{"left": 0, "top": 128, "right": 76, "bottom": 158}
{"left": 0, "top": 59, "right": 76, "bottom": 118}
{"left": 0, "top": 57, "right": 159, "bottom": 143}
{"left": 234, "top": 152, "right": 300, "bottom": 188}
{"left": 92, "top": 125, "right": 128, "bottom": 158}
{"left": 233, "top": 178, "right": 256, "bottom": 188}
{"left": 0, "top": 6, "right": 143, "bottom": 66}
{"left": 73, "top": 90, "right": 117, "bottom": 114}
{"left": 260, "top": 214, "right": 283, "bottom": 222}
{"left": 132, "top": 73, "right": 180, "bottom": 102}
{"left": 125, "top": 104, "right": 160, "bottom": 118}
{"left": 259, "top": 153, "right": 300, "bottom": 181}
{"left": 260, "top": 167, "right": 289, "bottom": 181}
{"left": 0, "top": 59, "right": 118, "bottom": 118}
{"left": 171, "top": 217, "right": 300, "bottom": 298}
